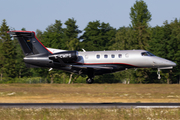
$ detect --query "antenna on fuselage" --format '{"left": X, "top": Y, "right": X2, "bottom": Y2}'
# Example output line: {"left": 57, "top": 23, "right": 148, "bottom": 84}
{"left": 49, "top": 68, "right": 53, "bottom": 71}
{"left": 82, "top": 48, "right": 86, "bottom": 52}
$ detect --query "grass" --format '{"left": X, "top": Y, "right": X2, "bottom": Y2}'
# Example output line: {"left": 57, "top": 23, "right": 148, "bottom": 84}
{"left": 0, "top": 108, "right": 179, "bottom": 120}
{"left": 0, "top": 84, "right": 180, "bottom": 119}
{"left": 0, "top": 84, "right": 179, "bottom": 103}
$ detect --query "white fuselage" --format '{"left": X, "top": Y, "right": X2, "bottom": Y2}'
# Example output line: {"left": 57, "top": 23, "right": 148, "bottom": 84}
{"left": 47, "top": 48, "right": 176, "bottom": 69}
{"left": 77, "top": 50, "right": 176, "bottom": 68}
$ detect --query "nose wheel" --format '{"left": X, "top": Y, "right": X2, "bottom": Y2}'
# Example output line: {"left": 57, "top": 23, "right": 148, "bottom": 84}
{"left": 86, "top": 78, "right": 94, "bottom": 84}
{"left": 157, "top": 68, "right": 161, "bottom": 79}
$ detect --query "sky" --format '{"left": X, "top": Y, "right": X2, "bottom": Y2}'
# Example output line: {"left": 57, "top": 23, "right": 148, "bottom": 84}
{"left": 0, "top": 0, "right": 180, "bottom": 32}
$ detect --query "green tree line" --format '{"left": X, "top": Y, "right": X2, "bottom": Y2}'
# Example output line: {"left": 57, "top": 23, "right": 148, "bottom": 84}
{"left": 0, "top": 0, "right": 180, "bottom": 84}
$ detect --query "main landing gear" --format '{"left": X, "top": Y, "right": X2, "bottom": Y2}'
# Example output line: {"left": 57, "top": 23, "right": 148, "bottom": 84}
{"left": 86, "top": 68, "right": 94, "bottom": 84}
{"left": 86, "top": 78, "right": 94, "bottom": 84}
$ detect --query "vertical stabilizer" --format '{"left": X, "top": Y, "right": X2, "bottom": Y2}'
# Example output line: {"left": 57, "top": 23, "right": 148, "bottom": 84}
{"left": 7, "top": 31, "right": 53, "bottom": 56}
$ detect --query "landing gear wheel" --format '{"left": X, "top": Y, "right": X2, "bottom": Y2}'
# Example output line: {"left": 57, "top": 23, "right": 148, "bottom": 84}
{"left": 86, "top": 78, "right": 94, "bottom": 84}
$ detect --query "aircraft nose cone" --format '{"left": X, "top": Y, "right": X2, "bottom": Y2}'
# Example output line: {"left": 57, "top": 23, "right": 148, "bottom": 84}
{"left": 171, "top": 61, "right": 176, "bottom": 67}
{"left": 164, "top": 60, "right": 176, "bottom": 67}
{"left": 154, "top": 57, "right": 176, "bottom": 68}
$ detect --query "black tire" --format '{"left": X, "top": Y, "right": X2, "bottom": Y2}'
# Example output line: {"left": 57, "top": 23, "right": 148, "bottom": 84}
{"left": 86, "top": 78, "right": 94, "bottom": 84}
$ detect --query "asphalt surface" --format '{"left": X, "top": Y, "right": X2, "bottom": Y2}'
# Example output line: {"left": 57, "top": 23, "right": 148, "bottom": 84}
{"left": 0, "top": 103, "right": 180, "bottom": 109}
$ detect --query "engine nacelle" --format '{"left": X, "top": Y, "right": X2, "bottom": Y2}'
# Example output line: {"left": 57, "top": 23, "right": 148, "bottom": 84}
{"left": 49, "top": 51, "right": 78, "bottom": 63}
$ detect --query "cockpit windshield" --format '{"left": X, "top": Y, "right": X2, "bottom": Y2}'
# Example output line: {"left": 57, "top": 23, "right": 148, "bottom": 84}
{"left": 141, "top": 52, "right": 155, "bottom": 56}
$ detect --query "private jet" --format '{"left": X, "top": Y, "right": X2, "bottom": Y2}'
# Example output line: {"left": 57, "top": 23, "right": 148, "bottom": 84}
{"left": 8, "top": 31, "right": 176, "bottom": 83}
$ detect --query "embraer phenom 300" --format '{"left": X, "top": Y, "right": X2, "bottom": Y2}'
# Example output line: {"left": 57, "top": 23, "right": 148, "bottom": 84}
{"left": 8, "top": 31, "right": 176, "bottom": 83}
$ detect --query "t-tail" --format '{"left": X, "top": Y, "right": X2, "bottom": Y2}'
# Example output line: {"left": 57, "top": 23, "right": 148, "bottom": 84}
{"left": 7, "top": 31, "right": 54, "bottom": 68}
{"left": 7, "top": 31, "right": 53, "bottom": 56}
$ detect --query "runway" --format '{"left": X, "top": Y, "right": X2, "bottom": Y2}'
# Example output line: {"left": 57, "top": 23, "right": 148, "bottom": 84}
{"left": 0, "top": 103, "right": 180, "bottom": 109}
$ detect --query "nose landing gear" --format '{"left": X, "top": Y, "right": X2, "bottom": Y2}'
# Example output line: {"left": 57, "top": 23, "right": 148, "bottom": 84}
{"left": 157, "top": 68, "right": 161, "bottom": 79}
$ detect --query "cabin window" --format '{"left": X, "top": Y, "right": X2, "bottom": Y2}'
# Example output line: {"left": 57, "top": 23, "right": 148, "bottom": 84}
{"left": 96, "top": 54, "right": 100, "bottom": 59}
{"left": 118, "top": 54, "right": 122, "bottom": 58}
{"left": 104, "top": 54, "right": 108, "bottom": 58}
{"left": 111, "top": 54, "right": 115, "bottom": 58}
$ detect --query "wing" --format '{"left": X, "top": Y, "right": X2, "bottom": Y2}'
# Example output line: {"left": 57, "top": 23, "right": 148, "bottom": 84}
{"left": 71, "top": 65, "right": 113, "bottom": 70}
